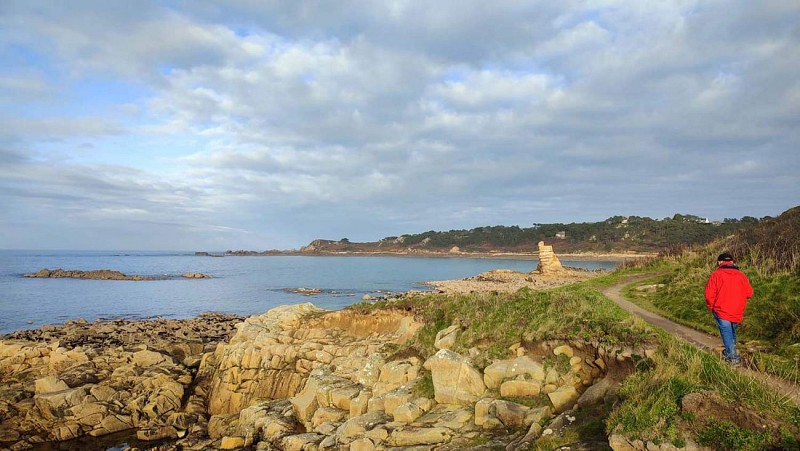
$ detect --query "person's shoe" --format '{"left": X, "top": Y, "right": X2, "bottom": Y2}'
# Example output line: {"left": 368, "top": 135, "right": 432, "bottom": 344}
{"left": 728, "top": 359, "right": 741, "bottom": 368}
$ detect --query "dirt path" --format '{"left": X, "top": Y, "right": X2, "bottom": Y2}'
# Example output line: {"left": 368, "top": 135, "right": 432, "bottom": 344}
{"left": 601, "top": 273, "right": 800, "bottom": 407}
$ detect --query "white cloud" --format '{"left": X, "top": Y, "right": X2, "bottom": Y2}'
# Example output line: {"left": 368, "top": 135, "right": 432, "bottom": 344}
{"left": 432, "top": 71, "right": 552, "bottom": 109}
{"left": 0, "top": 1, "right": 798, "bottom": 249}
{"left": 0, "top": 118, "right": 123, "bottom": 140}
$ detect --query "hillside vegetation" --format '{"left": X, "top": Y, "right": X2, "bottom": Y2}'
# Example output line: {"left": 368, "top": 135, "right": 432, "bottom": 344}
{"left": 303, "top": 214, "right": 762, "bottom": 254}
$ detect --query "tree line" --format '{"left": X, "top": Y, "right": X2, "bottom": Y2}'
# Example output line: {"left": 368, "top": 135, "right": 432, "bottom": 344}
{"left": 379, "top": 214, "right": 766, "bottom": 252}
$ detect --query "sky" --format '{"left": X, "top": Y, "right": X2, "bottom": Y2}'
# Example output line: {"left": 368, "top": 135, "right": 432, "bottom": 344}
{"left": 1, "top": 1, "right": 798, "bottom": 251}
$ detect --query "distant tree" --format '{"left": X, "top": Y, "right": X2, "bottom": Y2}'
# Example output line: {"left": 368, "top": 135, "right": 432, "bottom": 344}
{"left": 378, "top": 213, "right": 759, "bottom": 253}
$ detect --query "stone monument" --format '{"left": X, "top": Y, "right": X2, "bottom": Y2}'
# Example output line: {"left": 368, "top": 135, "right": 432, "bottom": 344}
{"left": 535, "top": 241, "right": 563, "bottom": 274}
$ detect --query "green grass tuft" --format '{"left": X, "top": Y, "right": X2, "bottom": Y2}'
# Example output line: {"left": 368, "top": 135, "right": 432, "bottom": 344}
{"left": 412, "top": 370, "right": 435, "bottom": 399}
{"left": 696, "top": 421, "right": 771, "bottom": 451}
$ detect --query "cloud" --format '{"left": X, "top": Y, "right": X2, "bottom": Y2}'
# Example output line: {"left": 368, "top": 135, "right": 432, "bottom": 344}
{"left": 1, "top": 1, "right": 798, "bottom": 249}
{"left": 0, "top": 118, "right": 123, "bottom": 141}
{"left": 1, "top": 1, "right": 242, "bottom": 80}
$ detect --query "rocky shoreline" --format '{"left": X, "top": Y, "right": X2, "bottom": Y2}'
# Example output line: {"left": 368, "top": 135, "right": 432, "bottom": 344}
{"left": 0, "top": 240, "right": 668, "bottom": 451}
{"left": 0, "top": 243, "right": 659, "bottom": 450}
{"left": 0, "top": 313, "right": 243, "bottom": 449}
{"left": 0, "top": 293, "right": 654, "bottom": 451}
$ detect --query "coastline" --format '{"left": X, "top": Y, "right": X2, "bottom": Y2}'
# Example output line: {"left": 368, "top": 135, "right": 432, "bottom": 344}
{"left": 3, "top": 250, "right": 622, "bottom": 335}
{"left": 0, "top": 265, "right": 600, "bottom": 449}
{"left": 200, "top": 250, "right": 656, "bottom": 262}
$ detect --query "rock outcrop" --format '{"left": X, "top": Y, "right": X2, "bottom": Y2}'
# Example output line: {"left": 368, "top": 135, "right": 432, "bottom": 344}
{"left": 175, "top": 308, "right": 632, "bottom": 450}
{"left": 24, "top": 268, "right": 153, "bottom": 281}
{"left": 24, "top": 268, "right": 213, "bottom": 281}
{"left": 197, "top": 304, "right": 423, "bottom": 417}
{"left": 0, "top": 304, "right": 642, "bottom": 450}
{"left": 0, "top": 313, "right": 242, "bottom": 449}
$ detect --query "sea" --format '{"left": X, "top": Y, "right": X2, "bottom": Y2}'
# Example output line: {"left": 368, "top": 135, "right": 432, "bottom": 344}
{"left": 0, "top": 250, "right": 618, "bottom": 335}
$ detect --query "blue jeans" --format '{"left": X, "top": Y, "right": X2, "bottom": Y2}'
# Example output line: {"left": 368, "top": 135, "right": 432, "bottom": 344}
{"left": 712, "top": 311, "right": 740, "bottom": 363}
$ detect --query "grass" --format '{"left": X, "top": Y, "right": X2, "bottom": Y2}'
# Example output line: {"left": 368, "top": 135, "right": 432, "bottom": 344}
{"left": 586, "top": 257, "right": 672, "bottom": 288}
{"left": 606, "top": 210, "right": 800, "bottom": 446}
{"left": 606, "top": 335, "right": 799, "bottom": 447}
{"left": 622, "top": 276, "right": 718, "bottom": 336}
{"left": 412, "top": 370, "right": 435, "bottom": 399}
{"left": 542, "top": 353, "right": 572, "bottom": 375}
{"left": 394, "top": 284, "right": 658, "bottom": 367}
{"left": 696, "top": 421, "right": 771, "bottom": 451}
{"left": 350, "top": 264, "right": 800, "bottom": 448}
{"left": 620, "top": 254, "right": 800, "bottom": 383}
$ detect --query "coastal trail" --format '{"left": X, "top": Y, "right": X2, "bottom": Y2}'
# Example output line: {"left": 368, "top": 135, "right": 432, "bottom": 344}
{"left": 600, "top": 272, "right": 800, "bottom": 406}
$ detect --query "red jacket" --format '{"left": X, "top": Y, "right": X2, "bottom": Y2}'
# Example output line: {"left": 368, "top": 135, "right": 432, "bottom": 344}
{"left": 704, "top": 263, "right": 753, "bottom": 323}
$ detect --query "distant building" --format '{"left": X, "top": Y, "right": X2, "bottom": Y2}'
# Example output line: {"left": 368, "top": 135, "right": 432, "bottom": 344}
{"left": 555, "top": 231, "right": 566, "bottom": 240}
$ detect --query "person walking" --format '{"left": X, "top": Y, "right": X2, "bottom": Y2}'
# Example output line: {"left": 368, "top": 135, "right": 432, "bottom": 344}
{"left": 704, "top": 252, "right": 753, "bottom": 365}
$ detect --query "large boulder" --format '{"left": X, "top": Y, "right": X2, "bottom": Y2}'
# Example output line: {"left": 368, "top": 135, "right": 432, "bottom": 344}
{"left": 548, "top": 385, "right": 580, "bottom": 413}
{"left": 392, "top": 397, "right": 434, "bottom": 423}
{"left": 500, "top": 379, "right": 541, "bottom": 398}
{"left": 34, "top": 376, "right": 69, "bottom": 394}
{"left": 132, "top": 349, "right": 171, "bottom": 367}
{"left": 424, "top": 349, "right": 486, "bottom": 405}
{"left": 434, "top": 325, "right": 460, "bottom": 350}
{"left": 493, "top": 399, "right": 530, "bottom": 428}
{"left": 335, "top": 411, "right": 391, "bottom": 445}
{"left": 577, "top": 377, "right": 613, "bottom": 407}
{"left": 484, "top": 355, "right": 545, "bottom": 388}
{"left": 387, "top": 427, "right": 452, "bottom": 446}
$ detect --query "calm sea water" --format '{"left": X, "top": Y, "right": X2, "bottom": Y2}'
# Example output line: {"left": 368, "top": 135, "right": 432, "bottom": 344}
{"left": 0, "top": 250, "right": 617, "bottom": 334}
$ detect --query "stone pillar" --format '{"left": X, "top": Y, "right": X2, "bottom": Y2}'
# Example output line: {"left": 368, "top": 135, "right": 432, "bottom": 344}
{"left": 535, "top": 241, "right": 563, "bottom": 274}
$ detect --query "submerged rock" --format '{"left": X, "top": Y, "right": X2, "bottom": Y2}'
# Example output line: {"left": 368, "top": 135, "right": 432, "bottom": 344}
{"left": 24, "top": 268, "right": 153, "bottom": 280}
{"left": 24, "top": 268, "right": 213, "bottom": 281}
